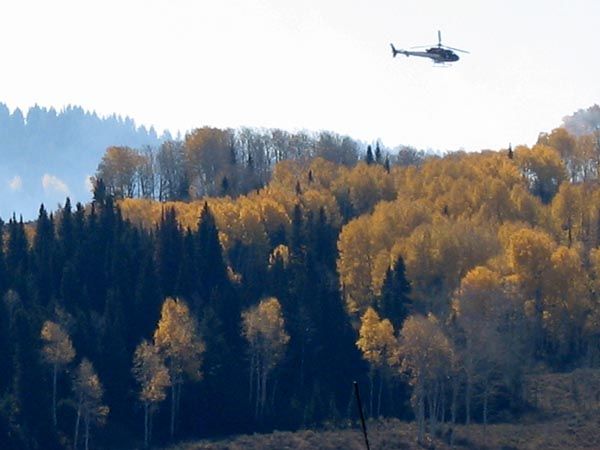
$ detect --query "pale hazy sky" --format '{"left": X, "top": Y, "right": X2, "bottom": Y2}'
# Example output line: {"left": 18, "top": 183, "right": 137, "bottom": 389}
{"left": 1, "top": 0, "right": 599, "bottom": 151}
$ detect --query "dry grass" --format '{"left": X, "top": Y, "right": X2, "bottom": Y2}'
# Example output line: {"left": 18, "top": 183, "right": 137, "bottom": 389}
{"left": 524, "top": 368, "right": 600, "bottom": 417}
{"left": 166, "top": 370, "right": 600, "bottom": 450}
{"left": 168, "top": 416, "right": 600, "bottom": 450}
{"left": 168, "top": 420, "right": 454, "bottom": 450}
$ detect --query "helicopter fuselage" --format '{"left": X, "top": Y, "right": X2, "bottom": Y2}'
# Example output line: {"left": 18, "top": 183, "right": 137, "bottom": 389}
{"left": 426, "top": 47, "right": 459, "bottom": 62}
{"left": 391, "top": 45, "right": 459, "bottom": 63}
{"left": 390, "top": 32, "right": 466, "bottom": 64}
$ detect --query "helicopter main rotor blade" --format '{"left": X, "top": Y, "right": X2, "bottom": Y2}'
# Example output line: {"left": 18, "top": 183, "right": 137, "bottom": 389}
{"left": 444, "top": 45, "right": 469, "bottom": 54}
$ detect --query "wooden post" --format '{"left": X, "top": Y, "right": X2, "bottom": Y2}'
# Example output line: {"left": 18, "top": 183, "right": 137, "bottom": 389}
{"left": 354, "top": 381, "right": 371, "bottom": 450}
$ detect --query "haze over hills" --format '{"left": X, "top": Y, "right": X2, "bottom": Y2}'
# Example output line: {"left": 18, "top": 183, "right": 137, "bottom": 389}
{"left": 3, "top": 101, "right": 599, "bottom": 223}
{"left": 0, "top": 102, "right": 169, "bottom": 220}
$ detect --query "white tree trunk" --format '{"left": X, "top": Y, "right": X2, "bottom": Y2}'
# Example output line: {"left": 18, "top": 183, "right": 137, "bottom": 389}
{"left": 465, "top": 375, "right": 472, "bottom": 425}
{"left": 144, "top": 402, "right": 149, "bottom": 448}
{"left": 377, "top": 371, "right": 384, "bottom": 418}
{"left": 84, "top": 412, "right": 90, "bottom": 450}
{"left": 416, "top": 379, "right": 425, "bottom": 444}
{"left": 170, "top": 383, "right": 176, "bottom": 438}
{"left": 74, "top": 404, "right": 81, "bottom": 450}
{"left": 255, "top": 362, "right": 261, "bottom": 419}
{"left": 260, "top": 369, "right": 268, "bottom": 418}
{"left": 52, "top": 364, "right": 58, "bottom": 427}
{"left": 369, "top": 371, "right": 374, "bottom": 418}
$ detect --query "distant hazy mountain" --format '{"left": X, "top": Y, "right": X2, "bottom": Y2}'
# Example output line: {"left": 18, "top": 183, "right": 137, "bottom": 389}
{"left": 562, "top": 104, "right": 600, "bottom": 136}
{"left": 0, "top": 103, "right": 168, "bottom": 220}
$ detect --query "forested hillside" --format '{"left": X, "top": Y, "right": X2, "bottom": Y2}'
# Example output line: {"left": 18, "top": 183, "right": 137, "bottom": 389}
{"left": 1, "top": 106, "right": 600, "bottom": 449}
{"left": 0, "top": 103, "right": 166, "bottom": 220}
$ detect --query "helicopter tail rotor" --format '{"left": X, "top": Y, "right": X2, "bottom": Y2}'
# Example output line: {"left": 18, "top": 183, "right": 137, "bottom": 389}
{"left": 391, "top": 44, "right": 410, "bottom": 58}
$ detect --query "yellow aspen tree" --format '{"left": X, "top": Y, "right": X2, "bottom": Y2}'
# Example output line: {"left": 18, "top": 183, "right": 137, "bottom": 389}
{"left": 154, "top": 297, "right": 205, "bottom": 438}
{"left": 509, "top": 184, "right": 544, "bottom": 225}
{"left": 476, "top": 178, "right": 514, "bottom": 224}
{"left": 586, "top": 248, "right": 600, "bottom": 364}
{"left": 301, "top": 189, "right": 342, "bottom": 228}
{"left": 73, "top": 359, "right": 109, "bottom": 450}
{"left": 308, "top": 157, "right": 341, "bottom": 190}
{"left": 538, "top": 127, "right": 578, "bottom": 181}
{"left": 96, "top": 146, "right": 143, "bottom": 198}
{"left": 508, "top": 227, "right": 556, "bottom": 351}
{"left": 337, "top": 215, "right": 377, "bottom": 314}
{"left": 515, "top": 144, "right": 566, "bottom": 203}
{"left": 544, "top": 246, "right": 590, "bottom": 359}
{"left": 551, "top": 183, "right": 584, "bottom": 247}
{"left": 242, "top": 297, "right": 290, "bottom": 419}
{"left": 257, "top": 196, "right": 291, "bottom": 238}
{"left": 392, "top": 314, "right": 453, "bottom": 444}
{"left": 132, "top": 340, "right": 171, "bottom": 448}
{"left": 452, "top": 267, "right": 508, "bottom": 426}
{"left": 41, "top": 320, "right": 75, "bottom": 428}
{"left": 356, "top": 307, "right": 396, "bottom": 417}
{"left": 336, "top": 162, "right": 394, "bottom": 215}
{"left": 575, "top": 134, "right": 597, "bottom": 181}
{"left": 399, "top": 219, "right": 498, "bottom": 314}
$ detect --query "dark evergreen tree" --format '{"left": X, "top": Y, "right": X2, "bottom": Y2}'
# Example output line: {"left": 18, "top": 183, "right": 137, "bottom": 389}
{"left": 6, "top": 216, "right": 29, "bottom": 302}
{"left": 196, "top": 202, "right": 228, "bottom": 296}
{"left": 93, "top": 178, "right": 107, "bottom": 205}
{"left": 275, "top": 204, "right": 314, "bottom": 426}
{"left": 80, "top": 204, "right": 98, "bottom": 311}
{"left": 365, "top": 145, "right": 374, "bottom": 165}
{"left": 194, "top": 203, "right": 247, "bottom": 434}
{"left": 289, "top": 204, "right": 305, "bottom": 266}
{"left": 156, "top": 207, "right": 182, "bottom": 297}
{"left": 375, "top": 143, "right": 382, "bottom": 164}
{"left": 11, "top": 308, "right": 59, "bottom": 449}
{"left": 221, "top": 176, "right": 230, "bottom": 196}
{"left": 84, "top": 198, "right": 113, "bottom": 312}
{"left": 0, "top": 222, "right": 8, "bottom": 407}
{"left": 31, "top": 205, "right": 56, "bottom": 307}
{"left": 100, "top": 210, "right": 139, "bottom": 429}
{"left": 108, "top": 214, "right": 139, "bottom": 342}
{"left": 193, "top": 302, "right": 249, "bottom": 436}
{"left": 60, "top": 261, "right": 82, "bottom": 313}
{"left": 274, "top": 205, "right": 367, "bottom": 428}
{"left": 378, "top": 255, "right": 412, "bottom": 330}
{"left": 134, "top": 251, "right": 161, "bottom": 339}
{"left": 199, "top": 203, "right": 241, "bottom": 350}
{"left": 72, "top": 202, "right": 86, "bottom": 252}
{"left": 0, "top": 288, "right": 12, "bottom": 397}
{"left": 0, "top": 219, "right": 5, "bottom": 297}
{"left": 55, "top": 199, "right": 76, "bottom": 308}
{"left": 176, "top": 228, "right": 198, "bottom": 303}
{"left": 57, "top": 198, "right": 74, "bottom": 263}
{"left": 0, "top": 296, "right": 23, "bottom": 449}
{"left": 98, "top": 286, "right": 130, "bottom": 428}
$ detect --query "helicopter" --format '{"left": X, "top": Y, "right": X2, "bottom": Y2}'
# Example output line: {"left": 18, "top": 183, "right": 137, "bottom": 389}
{"left": 390, "top": 31, "right": 468, "bottom": 64}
